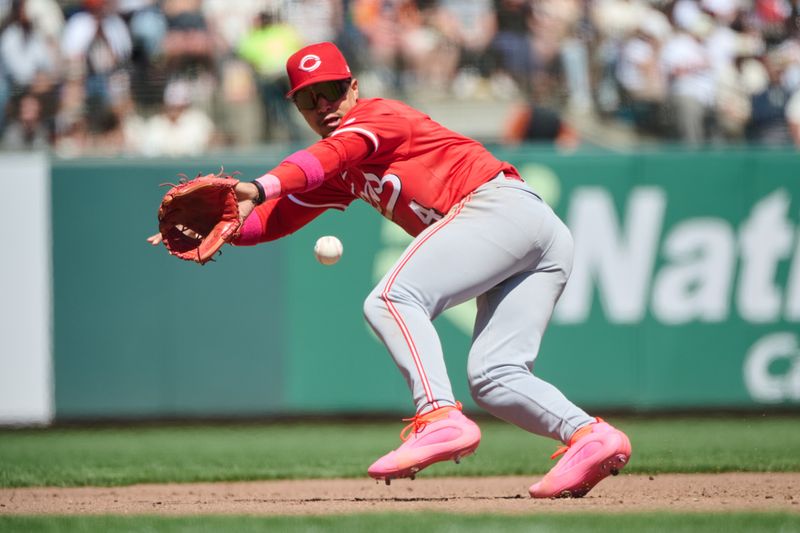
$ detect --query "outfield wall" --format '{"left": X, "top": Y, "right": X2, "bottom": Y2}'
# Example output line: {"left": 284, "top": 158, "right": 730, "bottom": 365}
{"left": 3, "top": 147, "right": 799, "bottom": 422}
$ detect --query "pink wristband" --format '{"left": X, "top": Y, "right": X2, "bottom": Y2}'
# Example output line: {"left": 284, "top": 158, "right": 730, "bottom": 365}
{"left": 255, "top": 174, "right": 281, "bottom": 201}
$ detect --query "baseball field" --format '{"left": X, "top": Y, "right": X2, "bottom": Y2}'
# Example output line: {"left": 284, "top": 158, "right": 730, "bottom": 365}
{"left": 1, "top": 415, "right": 799, "bottom": 532}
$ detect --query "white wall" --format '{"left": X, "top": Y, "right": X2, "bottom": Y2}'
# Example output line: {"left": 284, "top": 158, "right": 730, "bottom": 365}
{"left": 0, "top": 152, "right": 52, "bottom": 425}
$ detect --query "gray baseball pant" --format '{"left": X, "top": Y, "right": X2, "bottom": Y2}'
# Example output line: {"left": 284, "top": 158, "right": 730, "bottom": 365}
{"left": 363, "top": 174, "right": 593, "bottom": 444}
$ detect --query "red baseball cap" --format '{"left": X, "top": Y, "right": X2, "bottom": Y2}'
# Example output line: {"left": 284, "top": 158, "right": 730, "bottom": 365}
{"left": 285, "top": 42, "right": 352, "bottom": 97}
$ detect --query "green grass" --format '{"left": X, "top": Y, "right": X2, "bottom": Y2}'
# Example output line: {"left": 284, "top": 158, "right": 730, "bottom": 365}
{"left": 0, "top": 416, "right": 799, "bottom": 488}
{"left": 1, "top": 513, "right": 799, "bottom": 533}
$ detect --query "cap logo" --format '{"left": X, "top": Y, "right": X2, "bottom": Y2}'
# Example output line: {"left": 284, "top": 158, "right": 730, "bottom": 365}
{"left": 299, "top": 54, "right": 322, "bottom": 72}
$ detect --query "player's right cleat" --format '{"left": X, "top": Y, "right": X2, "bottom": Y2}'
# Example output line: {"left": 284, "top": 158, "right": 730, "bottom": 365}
{"left": 368, "top": 402, "right": 481, "bottom": 484}
{"left": 529, "top": 418, "right": 631, "bottom": 499}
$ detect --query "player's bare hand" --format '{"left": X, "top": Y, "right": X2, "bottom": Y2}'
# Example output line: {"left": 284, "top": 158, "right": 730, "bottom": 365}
{"left": 147, "top": 233, "right": 163, "bottom": 246}
{"left": 235, "top": 182, "right": 259, "bottom": 223}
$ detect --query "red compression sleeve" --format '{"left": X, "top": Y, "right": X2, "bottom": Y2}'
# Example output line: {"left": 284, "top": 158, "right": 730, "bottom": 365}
{"left": 235, "top": 197, "right": 328, "bottom": 244}
{"left": 259, "top": 131, "right": 374, "bottom": 198}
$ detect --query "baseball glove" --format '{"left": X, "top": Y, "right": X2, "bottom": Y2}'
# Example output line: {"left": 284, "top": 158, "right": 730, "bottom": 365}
{"left": 157, "top": 173, "right": 241, "bottom": 264}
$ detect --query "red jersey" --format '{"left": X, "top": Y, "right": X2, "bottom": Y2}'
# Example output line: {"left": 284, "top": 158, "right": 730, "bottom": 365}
{"left": 236, "top": 98, "right": 518, "bottom": 244}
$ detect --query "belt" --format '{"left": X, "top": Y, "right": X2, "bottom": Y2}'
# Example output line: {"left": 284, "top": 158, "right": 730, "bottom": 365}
{"left": 493, "top": 170, "right": 524, "bottom": 182}
{"left": 491, "top": 171, "right": 542, "bottom": 202}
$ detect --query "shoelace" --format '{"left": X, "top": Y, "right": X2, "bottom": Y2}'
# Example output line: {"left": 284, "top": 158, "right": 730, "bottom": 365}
{"left": 549, "top": 445, "right": 570, "bottom": 460}
{"left": 399, "top": 401, "right": 463, "bottom": 442}
{"left": 549, "top": 417, "right": 603, "bottom": 460}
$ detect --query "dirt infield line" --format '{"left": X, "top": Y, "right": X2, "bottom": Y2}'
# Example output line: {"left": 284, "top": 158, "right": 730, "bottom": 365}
{"left": 1, "top": 474, "right": 798, "bottom": 515}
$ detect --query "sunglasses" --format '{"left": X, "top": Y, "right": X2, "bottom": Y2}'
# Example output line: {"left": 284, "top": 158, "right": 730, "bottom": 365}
{"left": 292, "top": 79, "right": 351, "bottom": 110}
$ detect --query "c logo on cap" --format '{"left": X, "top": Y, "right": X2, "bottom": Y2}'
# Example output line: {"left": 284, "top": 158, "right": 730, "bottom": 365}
{"left": 299, "top": 54, "right": 322, "bottom": 72}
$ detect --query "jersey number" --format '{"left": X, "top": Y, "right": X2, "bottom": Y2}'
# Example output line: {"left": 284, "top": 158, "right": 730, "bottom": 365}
{"left": 409, "top": 200, "right": 443, "bottom": 225}
{"left": 362, "top": 173, "right": 401, "bottom": 219}
{"left": 360, "top": 172, "right": 443, "bottom": 226}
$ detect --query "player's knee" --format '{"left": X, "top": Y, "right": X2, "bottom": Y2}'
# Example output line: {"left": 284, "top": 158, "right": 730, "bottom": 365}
{"left": 466, "top": 360, "right": 492, "bottom": 401}
{"left": 468, "top": 377, "right": 494, "bottom": 411}
{"left": 364, "top": 282, "right": 436, "bottom": 339}
{"left": 362, "top": 290, "right": 386, "bottom": 330}
{"left": 364, "top": 286, "right": 408, "bottom": 331}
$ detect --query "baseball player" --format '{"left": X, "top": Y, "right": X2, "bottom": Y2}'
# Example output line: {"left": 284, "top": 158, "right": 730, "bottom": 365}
{"left": 149, "top": 41, "right": 631, "bottom": 497}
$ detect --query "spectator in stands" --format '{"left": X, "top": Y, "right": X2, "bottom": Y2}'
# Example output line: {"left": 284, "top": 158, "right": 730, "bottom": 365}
{"left": 119, "top": 0, "right": 165, "bottom": 59}
{"left": 0, "top": 0, "right": 59, "bottom": 132}
{"left": 615, "top": 8, "right": 671, "bottom": 136}
{"left": 119, "top": 0, "right": 167, "bottom": 106}
{"left": 703, "top": 0, "right": 766, "bottom": 141}
{"left": 202, "top": 0, "right": 267, "bottom": 53}
{"left": 1, "top": 91, "right": 48, "bottom": 148}
{"left": 140, "top": 78, "right": 215, "bottom": 157}
{"left": 161, "top": 0, "right": 213, "bottom": 77}
{"left": 0, "top": 61, "right": 7, "bottom": 132}
{"left": 285, "top": 0, "right": 344, "bottom": 46}
{"left": 660, "top": 13, "right": 718, "bottom": 145}
{"left": 489, "top": 0, "right": 535, "bottom": 96}
{"left": 589, "top": 0, "right": 644, "bottom": 116}
{"left": 53, "top": 70, "right": 131, "bottom": 157}
{"left": 238, "top": 9, "right": 303, "bottom": 141}
{"left": 14, "top": 0, "right": 63, "bottom": 45}
{"left": 60, "top": 0, "right": 132, "bottom": 126}
{"left": 768, "top": 34, "right": 800, "bottom": 90}
{"left": 200, "top": 0, "right": 264, "bottom": 146}
{"left": 85, "top": 101, "right": 125, "bottom": 154}
{"left": 788, "top": 87, "right": 800, "bottom": 145}
{"left": 529, "top": 0, "right": 583, "bottom": 105}
{"left": 53, "top": 76, "right": 88, "bottom": 157}
{"left": 745, "top": 52, "right": 795, "bottom": 144}
{"left": 789, "top": 1, "right": 800, "bottom": 40}
{"left": 437, "top": 0, "right": 495, "bottom": 98}
{"left": 503, "top": 101, "right": 580, "bottom": 150}
{"left": 216, "top": 56, "right": 261, "bottom": 147}
{"left": 352, "top": 0, "right": 405, "bottom": 94}
{"left": 396, "top": 0, "right": 460, "bottom": 93}
{"left": 754, "top": 0, "right": 794, "bottom": 45}
{"left": 0, "top": 0, "right": 58, "bottom": 92}
{"left": 556, "top": 0, "right": 595, "bottom": 114}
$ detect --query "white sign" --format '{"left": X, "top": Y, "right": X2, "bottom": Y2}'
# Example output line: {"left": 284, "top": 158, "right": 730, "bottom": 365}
{"left": 0, "top": 152, "right": 53, "bottom": 425}
{"left": 557, "top": 188, "right": 800, "bottom": 325}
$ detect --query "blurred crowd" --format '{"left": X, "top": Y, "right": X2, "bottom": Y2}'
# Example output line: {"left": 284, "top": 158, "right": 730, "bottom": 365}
{"left": 0, "top": 0, "right": 799, "bottom": 156}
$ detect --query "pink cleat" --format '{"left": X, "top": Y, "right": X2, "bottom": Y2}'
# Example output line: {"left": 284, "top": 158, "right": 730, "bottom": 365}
{"left": 368, "top": 402, "right": 481, "bottom": 484}
{"left": 529, "top": 418, "right": 631, "bottom": 498}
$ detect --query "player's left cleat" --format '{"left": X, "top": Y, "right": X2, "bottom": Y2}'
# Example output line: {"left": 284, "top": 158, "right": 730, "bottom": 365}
{"left": 529, "top": 417, "right": 631, "bottom": 499}
{"left": 368, "top": 402, "right": 481, "bottom": 484}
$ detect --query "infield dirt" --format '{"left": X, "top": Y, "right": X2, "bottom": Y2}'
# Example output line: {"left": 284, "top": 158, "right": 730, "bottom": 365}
{"left": 1, "top": 473, "right": 799, "bottom": 515}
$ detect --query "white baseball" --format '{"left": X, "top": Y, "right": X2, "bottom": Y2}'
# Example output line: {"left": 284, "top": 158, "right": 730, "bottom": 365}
{"left": 314, "top": 236, "right": 343, "bottom": 265}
